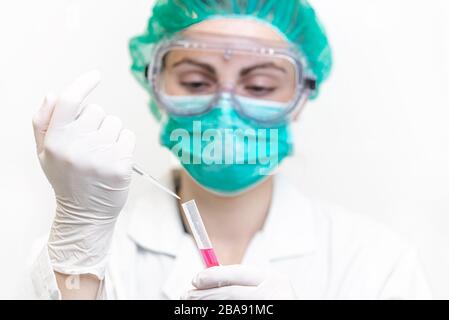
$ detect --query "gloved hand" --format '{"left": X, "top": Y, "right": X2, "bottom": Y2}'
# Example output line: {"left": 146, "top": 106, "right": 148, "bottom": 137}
{"left": 32, "top": 70, "right": 136, "bottom": 279}
{"left": 183, "top": 265, "right": 297, "bottom": 300}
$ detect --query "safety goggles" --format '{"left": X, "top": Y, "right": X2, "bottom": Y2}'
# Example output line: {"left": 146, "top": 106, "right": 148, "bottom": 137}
{"left": 146, "top": 32, "right": 316, "bottom": 125}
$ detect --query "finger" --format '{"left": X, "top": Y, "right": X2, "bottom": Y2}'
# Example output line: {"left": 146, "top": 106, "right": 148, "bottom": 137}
{"left": 116, "top": 129, "right": 136, "bottom": 155}
{"left": 184, "top": 286, "right": 255, "bottom": 300}
{"left": 50, "top": 70, "right": 101, "bottom": 127}
{"left": 192, "top": 265, "right": 266, "bottom": 290}
{"left": 98, "top": 115, "right": 123, "bottom": 143}
{"left": 32, "top": 93, "right": 57, "bottom": 153}
{"left": 75, "top": 103, "right": 106, "bottom": 132}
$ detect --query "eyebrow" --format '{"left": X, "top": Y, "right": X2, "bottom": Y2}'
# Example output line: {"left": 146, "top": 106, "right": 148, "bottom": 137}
{"left": 172, "top": 59, "right": 216, "bottom": 74}
{"left": 240, "top": 63, "right": 287, "bottom": 76}
{"left": 171, "top": 58, "right": 286, "bottom": 76}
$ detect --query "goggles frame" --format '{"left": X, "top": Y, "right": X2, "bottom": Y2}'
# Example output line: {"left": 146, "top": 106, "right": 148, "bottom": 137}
{"left": 145, "top": 32, "right": 316, "bottom": 125}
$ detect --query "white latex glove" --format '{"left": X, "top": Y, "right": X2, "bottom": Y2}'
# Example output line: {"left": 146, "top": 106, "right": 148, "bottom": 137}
{"left": 32, "top": 71, "right": 136, "bottom": 279}
{"left": 183, "top": 265, "right": 297, "bottom": 300}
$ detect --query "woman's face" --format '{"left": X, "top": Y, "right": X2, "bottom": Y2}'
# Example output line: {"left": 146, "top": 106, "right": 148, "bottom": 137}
{"left": 160, "top": 19, "right": 298, "bottom": 104}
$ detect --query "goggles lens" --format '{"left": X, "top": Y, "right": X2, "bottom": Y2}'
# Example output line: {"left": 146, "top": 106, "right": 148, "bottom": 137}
{"left": 150, "top": 38, "right": 309, "bottom": 123}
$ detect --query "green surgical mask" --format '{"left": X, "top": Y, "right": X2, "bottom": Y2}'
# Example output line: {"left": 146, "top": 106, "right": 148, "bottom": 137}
{"left": 160, "top": 95, "right": 294, "bottom": 195}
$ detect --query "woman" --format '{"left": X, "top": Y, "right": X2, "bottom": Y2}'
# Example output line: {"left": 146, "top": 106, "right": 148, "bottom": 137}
{"left": 29, "top": 0, "right": 430, "bottom": 299}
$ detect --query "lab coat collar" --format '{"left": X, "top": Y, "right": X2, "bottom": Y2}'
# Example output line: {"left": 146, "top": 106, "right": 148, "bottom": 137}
{"left": 127, "top": 170, "right": 185, "bottom": 257}
{"left": 262, "top": 173, "right": 317, "bottom": 259}
{"left": 127, "top": 169, "right": 317, "bottom": 260}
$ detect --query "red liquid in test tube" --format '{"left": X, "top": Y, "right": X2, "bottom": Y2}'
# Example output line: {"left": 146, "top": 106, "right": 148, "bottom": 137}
{"left": 182, "top": 200, "right": 221, "bottom": 268}
{"left": 200, "top": 248, "right": 220, "bottom": 268}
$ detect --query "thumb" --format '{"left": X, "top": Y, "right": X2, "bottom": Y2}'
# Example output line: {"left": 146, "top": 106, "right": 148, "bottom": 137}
{"left": 32, "top": 93, "right": 57, "bottom": 154}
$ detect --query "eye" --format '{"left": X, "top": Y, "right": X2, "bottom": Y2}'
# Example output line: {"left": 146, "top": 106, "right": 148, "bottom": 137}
{"left": 177, "top": 71, "right": 216, "bottom": 94}
{"left": 244, "top": 85, "right": 277, "bottom": 97}
{"left": 180, "top": 81, "right": 212, "bottom": 92}
{"left": 241, "top": 74, "right": 280, "bottom": 97}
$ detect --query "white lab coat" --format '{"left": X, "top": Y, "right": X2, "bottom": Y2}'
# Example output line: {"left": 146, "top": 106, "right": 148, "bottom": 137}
{"left": 26, "top": 171, "right": 431, "bottom": 299}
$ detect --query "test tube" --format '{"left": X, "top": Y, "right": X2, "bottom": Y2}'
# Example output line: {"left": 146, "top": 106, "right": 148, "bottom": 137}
{"left": 181, "top": 200, "right": 220, "bottom": 268}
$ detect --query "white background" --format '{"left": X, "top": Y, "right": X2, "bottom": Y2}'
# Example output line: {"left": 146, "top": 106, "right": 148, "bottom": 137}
{"left": 0, "top": 0, "right": 448, "bottom": 298}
